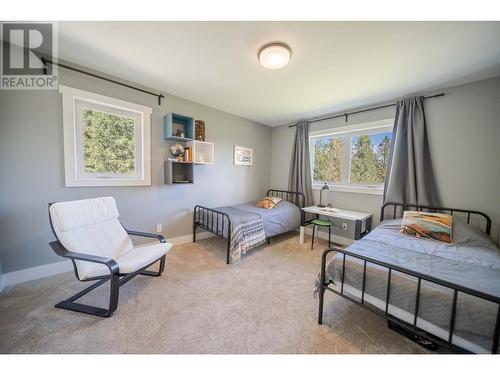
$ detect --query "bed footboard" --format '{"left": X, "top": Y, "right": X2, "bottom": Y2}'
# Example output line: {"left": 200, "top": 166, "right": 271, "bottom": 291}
{"left": 318, "top": 247, "right": 500, "bottom": 354}
{"left": 193, "top": 205, "right": 232, "bottom": 264}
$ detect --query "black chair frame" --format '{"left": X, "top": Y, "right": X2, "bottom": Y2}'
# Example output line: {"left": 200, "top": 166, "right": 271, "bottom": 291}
{"left": 48, "top": 203, "right": 167, "bottom": 318}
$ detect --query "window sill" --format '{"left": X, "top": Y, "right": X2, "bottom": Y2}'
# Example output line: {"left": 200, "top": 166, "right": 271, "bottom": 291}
{"left": 312, "top": 184, "right": 384, "bottom": 195}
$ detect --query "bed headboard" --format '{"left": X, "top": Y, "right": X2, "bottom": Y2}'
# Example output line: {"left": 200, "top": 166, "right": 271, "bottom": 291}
{"left": 381, "top": 202, "right": 492, "bottom": 235}
{"left": 267, "top": 189, "right": 305, "bottom": 209}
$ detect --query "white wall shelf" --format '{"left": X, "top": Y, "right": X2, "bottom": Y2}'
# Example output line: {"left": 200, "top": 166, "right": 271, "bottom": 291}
{"left": 187, "top": 140, "right": 214, "bottom": 165}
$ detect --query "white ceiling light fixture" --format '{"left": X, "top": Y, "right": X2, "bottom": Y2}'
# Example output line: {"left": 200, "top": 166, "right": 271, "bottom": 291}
{"left": 258, "top": 42, "right": 291, "bottom": 69}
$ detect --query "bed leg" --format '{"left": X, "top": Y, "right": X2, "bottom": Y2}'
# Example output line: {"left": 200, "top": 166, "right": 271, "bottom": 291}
{"left": 318, "top": 248, "right": 330, "bottom": 325}
{"left": 226, "top": 239, "right": 231, "bottom": 264}
{"left": 318, "top": 285, "right": 325, "bottom": 325}
{"left": 193, "top": 223, "right": 197, "bottom": 243}
{"left": 266, "top": 237, "right": 270, "bottom": 245}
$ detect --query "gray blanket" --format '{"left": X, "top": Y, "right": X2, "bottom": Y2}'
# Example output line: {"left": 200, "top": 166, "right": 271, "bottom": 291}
{"left": 205, "top": 206, "right": 266, "bottom": 262}
{"left": 323, "top": 219, "right": 500, "bottom": 353}
{"left": 199, "top": 200, "right": 300, "bottom": 262}
{"left": 233, "top": 200, "right": 301, "bottom": 237}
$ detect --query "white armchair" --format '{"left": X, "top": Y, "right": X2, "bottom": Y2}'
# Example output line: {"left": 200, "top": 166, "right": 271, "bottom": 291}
{"left": 48, "top": 196, "right": 172, "bottom": 317}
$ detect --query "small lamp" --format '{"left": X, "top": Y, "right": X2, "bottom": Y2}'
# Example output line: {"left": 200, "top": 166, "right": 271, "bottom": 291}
{"left": 318, "top": 183, "right": 330, "bottom": 207}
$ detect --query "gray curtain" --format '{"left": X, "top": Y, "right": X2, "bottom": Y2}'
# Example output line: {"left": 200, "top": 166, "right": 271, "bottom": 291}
{"left": 383, "top": 96, "right": 440, "bottom": 214}
{"left": 288, "top": 120, "right": 314, "bottom": 208}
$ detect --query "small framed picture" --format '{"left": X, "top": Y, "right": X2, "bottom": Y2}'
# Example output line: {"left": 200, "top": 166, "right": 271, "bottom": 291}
{"left": 234, "top": 145, "right": 253, "bottom": 166}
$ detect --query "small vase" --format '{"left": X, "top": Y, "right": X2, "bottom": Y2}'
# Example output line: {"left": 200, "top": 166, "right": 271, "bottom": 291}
{"left": 195, "top": 120, "right": 206, "bottom": 141}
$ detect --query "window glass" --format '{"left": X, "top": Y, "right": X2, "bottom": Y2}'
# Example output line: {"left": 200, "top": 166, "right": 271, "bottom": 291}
{"left": 349, "top": 132, "right": 392, "bottom": 184}
{"left": 313, "top": 136, "right": 344, "bottom": 184}
{"left": 82, "top": 109, "right": 136, "bottom": 174}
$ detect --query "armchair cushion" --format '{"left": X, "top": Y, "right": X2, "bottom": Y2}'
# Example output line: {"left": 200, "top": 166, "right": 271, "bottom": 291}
{"left": 81, "top": 242, "right": 172, "bottom": 279}
{"left": 50, "top": 196, "right": 120, "bottom": 231}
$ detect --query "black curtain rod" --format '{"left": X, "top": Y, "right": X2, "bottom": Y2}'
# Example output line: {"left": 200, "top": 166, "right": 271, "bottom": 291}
{"left": 288, "top": 93, "right": 445, "bottom": 127}
{"left": 41, "top": 57, "right": 166, "bottom": 105}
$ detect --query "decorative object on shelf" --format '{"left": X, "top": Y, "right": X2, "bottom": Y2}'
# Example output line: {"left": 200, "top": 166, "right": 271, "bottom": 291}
{"left": 170, "top": 143, "right": 185, "bottom": 161}
{"left": 175, "top": 129, "right": 185, "bottom": 138}
{"left": 195, "top": 120, "right": 206, "bottom": 141}
{"left": 234, "top": 145, "right": 253, "bottom": 166}
{"left": 317, "top": 182, "right": 330, "bottom": 207}
{"left": 183, "top": 147, "right": 193, "bottom": 162}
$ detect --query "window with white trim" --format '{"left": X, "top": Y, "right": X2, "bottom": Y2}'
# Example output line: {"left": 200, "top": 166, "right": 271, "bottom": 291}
{"left": 309, "top": 119, "right": 394, "bottom": 193}
{"left": 60, "top": 85, "right": 152, "bottom": 187}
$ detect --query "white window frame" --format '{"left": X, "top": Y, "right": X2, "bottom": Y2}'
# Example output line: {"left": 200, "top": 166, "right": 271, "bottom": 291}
{"left": 309, "top": 118, "right": 394, "bottom": 195}
{"left": 60, "top": 85, "right": 152, "bottom": 187}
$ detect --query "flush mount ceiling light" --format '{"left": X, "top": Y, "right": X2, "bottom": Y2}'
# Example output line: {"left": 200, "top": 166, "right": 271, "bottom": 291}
{"left": 258, "top": 42, "right": 291, "bottom": 69}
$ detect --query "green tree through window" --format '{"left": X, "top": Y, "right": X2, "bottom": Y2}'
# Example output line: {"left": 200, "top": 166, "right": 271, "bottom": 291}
{"left": 350, "top": 133, "right": 391, "bottom": 184}
{"left": 313, "top": 136, "right": 344, "bottom": 183}
{"left": 83, "top": 109, "right": 136, "bottom": 174}
{"left": 312, "top": 130, "right": 392, "bottom": 186}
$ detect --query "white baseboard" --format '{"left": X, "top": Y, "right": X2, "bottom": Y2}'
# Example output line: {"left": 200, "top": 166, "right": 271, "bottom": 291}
{"left": 170, "top": 230, "right": 215, "bottom": 245}
{"left": 2, "top": 259, "right": 73, "bottom": 288}
{"left": 1, "top": 230, "right": 216, "bottom": 290}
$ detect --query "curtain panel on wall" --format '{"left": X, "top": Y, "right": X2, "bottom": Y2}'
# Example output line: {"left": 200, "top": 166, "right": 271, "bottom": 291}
{"left": 383, "top": 96, "right": 440, "bottom": 216}
{"left": 288, "top": 120, "right": 314, "bottom": 208}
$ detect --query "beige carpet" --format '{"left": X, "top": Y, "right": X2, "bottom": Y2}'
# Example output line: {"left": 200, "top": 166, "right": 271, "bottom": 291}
{"left": 0, "top": 233, "right": 429, "bottom": 354}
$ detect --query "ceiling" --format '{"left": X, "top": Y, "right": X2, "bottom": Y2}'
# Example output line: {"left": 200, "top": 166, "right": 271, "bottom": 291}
{"left": 57, "top": 22, "right": 500, "bottom": 127}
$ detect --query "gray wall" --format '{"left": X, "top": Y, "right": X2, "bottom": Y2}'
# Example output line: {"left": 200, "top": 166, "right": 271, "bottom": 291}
{"left": 1, "top": 71, "right": 499, "bottom": 274}
{"left": 0, "top": 68, "right": 271, "bottom": 273}
{"left": 270, "top": 76, "right": 500, "bottom": 243}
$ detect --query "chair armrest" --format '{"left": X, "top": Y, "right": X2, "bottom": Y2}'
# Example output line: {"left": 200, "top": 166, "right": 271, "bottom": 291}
{"left": 49, "top": 241, "right": 119, "bottom": 274}
{"left": 125, "top": 229, "right": 166, "bottom": 243}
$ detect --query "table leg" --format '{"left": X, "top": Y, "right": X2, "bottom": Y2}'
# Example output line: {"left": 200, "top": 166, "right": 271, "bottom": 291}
{"left": 299, "top": 226, "right": 305, "bottom": 244}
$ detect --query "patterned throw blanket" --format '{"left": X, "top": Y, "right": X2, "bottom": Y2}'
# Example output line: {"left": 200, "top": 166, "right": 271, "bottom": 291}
{"left": 211, "top": 206, "right": 266, "bottom": 262}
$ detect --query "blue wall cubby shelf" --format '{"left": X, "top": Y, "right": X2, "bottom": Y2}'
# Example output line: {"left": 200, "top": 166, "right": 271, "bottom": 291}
{"left": 164, "top": 112, "right": 194, "bottom": 140}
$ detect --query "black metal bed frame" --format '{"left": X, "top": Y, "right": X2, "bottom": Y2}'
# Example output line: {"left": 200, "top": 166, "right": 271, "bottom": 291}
{"left": 48, "top": 203, "right": 167, "bottom": 318}
{"left": 317, "top": 202, "right": 499, "bottom": 354}
{"left": 193, "top": 189, "right": 306, "bottom": 264}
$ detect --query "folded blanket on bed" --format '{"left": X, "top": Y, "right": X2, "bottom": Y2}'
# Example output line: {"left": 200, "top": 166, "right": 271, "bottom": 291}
{"left": 211, "top": 206, "right": 266, "bottom": 262}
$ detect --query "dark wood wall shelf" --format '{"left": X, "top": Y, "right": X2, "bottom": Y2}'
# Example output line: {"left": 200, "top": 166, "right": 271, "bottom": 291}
{"left": 164, "top": 160, "right": 194, "bottom": 184}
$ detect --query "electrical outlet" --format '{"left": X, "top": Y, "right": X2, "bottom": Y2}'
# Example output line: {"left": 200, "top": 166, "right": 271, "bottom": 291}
{"left": 342, "top": 222, "right": 347, "bottom": 230}
{"left": 156, "top": 224, "right": 162, "bottom": 233}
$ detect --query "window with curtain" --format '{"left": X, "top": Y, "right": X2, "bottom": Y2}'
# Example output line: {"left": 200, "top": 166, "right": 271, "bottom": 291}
{"left": 309, "top": 119, "right": 393, "bottom": 194}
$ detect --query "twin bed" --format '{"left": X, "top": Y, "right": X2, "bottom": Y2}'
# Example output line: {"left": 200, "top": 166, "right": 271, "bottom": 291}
{"left": 193, "top": 189, "right": 304, "bottom": 263}
{"left": 193, "top": 195, "right": 499, "bottom": 353}
{"left": 317, "top": 202, "right": 500, "bottom": 354}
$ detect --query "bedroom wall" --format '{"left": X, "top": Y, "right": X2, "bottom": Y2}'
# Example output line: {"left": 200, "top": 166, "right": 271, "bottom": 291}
{"left": 0, "top": 65, "right": 272, "bottom": 274}
{"left": 270, "top": 76, "right": 500, "bottom": 244}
